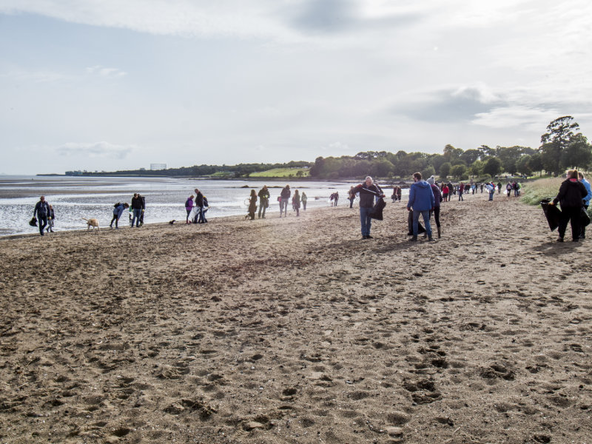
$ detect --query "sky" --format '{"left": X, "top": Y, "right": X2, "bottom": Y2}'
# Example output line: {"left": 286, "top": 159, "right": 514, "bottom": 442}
{"left": 1, "top": 0, "right": 591, "bottom": 175}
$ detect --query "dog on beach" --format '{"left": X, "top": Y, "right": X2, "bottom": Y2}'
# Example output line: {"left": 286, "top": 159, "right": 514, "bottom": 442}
{"left": 82, "top": 218, "right": 100, "bottom": 231}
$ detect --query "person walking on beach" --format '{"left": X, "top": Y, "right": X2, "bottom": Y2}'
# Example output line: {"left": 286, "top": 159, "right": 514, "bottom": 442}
{"left": 131, "top": 193, "right": 144, "bottom": 227}
{"left": 407, "top": 172, "right": 435, "bottom": 242}
{"left": 497, "top": 181, "right": 502, "bottom": 194}
{"left": 442, "top": 183, "right": 449, "bottom": 202}
{"left": 280, "top": 185, "right": 291, "bottom": 217}
{"left": 201, "top": 196, "right": 209, "bottom": 223}
{"left": 579, "top": 172, "right": 591, "bottom": 239}
{"left": 292, "top": 189, "right": 301, "bottom": 216}
{"left": 486, "top": 183, "right": 495, "bottom": 201}
{"left": 248, "top": 189, "right": 257, "bottom": 220}
{"left": 427, "top": 177, "right": 442, "bottom": 238}
{"left": 110, "top": 202, "right": 129, "bottom": 229}
{"left": 194, "top": 189, "right": 205, "bottom": 223}
{"left": 258, "top": 185, "right": 270, "bottom": 218}
{"left": 33, "top": 196, "right": 50, "bottom": 236}
{"left": 458, "top": 183, "right": 464, "bottom": 201}
{"left": 47, "top": 205, "right": 55, "bottom": 233}
{"left": 185, "top": 195, "right": 194, "bottom": 224}
{"left": 351, "top": 176, "right": 384, "bottom": 240}
{"left": 551, "top": 169, "right": 588, "bottom": 242}
{"left": 301, "top": 192, "right": 308, "bottom": 210}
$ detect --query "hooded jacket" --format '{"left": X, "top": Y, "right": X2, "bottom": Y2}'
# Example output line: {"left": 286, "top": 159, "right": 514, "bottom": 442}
{"left": 553, "top": 178, "right": 587, "bottom": 208}
{"left": 581, "top": 178, "right": 591, "bottom": 206}
{"left": 407, "top": 180, "right": 435, "bottom": 212}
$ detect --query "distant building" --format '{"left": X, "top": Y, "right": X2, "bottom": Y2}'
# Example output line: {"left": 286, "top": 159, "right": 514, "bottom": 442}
{"left": 150, "top": 163, "right": 167, "bottom": 170}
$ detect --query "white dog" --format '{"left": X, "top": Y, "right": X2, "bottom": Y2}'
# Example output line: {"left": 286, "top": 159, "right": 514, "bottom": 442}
{"left": 82, "top": 218, "right": 100, "bottom": 231}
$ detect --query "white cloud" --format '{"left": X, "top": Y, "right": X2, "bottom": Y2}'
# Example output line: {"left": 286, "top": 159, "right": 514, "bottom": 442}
{"left": 0, "top": 0, "right": 293, "bottom": 40}
{"left": 1, "top": 0, "right": 592, "bottom": 174}
{"left": 1, "top": 69, "right": 72, "bottom": 83}
{"left": 57, "top": 142, "right": 135, "bottom": 159}
{"left": 472, "top": 106, "right": 560, "bottom": 131}
{"left": 86, "top": 65, "right": 127, "bottom": 78}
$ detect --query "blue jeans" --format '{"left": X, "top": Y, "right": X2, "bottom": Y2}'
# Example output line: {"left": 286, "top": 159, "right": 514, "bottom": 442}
{"left": 489, "top": 192, "right": 494, "bottom": 201}
{"left": 360, "top": 207, "right": 372, "bottom": 237}
{"left": 280, "top": 199, "right": 289, "bottom": 216}
{"left": 132, "top": 209, "right": 142, "bottom": 227}
{"left": 413, "top": 210, "right": 432, "bottom": 237}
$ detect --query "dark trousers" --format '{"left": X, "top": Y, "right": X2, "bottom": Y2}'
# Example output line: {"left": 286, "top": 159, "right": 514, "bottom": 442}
{"left": 407, "top": 211, "right": 425, "bottom": 235}
{"left": 110, "top": 215, "right": 120, "bottom": 228}
{"left": 38, "top": 215, "right": 48, "bottom": 235}
{"left": 558, "top": 206, "right": 582, "bottom": 241}
{"left": 430, "top": 206, "right": 441, "bottom": 228}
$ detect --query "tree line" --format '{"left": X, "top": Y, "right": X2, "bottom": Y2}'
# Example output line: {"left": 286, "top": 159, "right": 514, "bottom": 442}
{"left": 67, "top": 161, "right": 312, "bottom": 178}
{"left": 68, "top": 117, "right": 590, "bottom": 180}
{"left": 310, "top": 116, "right": 591, "bottom": 180}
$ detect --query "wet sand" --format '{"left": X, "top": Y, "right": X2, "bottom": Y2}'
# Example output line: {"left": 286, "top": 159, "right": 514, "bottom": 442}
{"left": 1, "top": 193, "right": 591, "bottom": 443}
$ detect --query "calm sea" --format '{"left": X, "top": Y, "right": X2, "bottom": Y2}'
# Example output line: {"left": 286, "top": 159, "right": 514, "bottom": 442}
{"left": 0, "top": 176, "right": 390, "bottom": 237}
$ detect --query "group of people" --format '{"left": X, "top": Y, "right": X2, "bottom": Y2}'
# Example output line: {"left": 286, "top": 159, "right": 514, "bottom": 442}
{"left": 329, "top": 192, "right": 339, "bottom": 207}
{"left": 32, "top": 196, "right": 55, "bottom": 236}
{"left": 185, "top": 189, "right": 209, "bottom": 224}
{"left": 110, "top": 194, "right": 145, "bottom": 228}
{"left": 32, "top": 172, "right": 590, "bottom": 244}
{"left": 349, "top": 173, "right": 442, "bottom": 241}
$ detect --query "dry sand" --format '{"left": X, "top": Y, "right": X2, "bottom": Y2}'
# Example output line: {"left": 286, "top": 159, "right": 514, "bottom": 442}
{"left": 1, "top": 193, "right": 591, "bottom": 444}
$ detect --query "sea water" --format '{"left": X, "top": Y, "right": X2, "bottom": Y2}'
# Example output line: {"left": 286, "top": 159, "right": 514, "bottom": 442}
{"left": 0, "top": 176, "right": 404, "bottom": 237}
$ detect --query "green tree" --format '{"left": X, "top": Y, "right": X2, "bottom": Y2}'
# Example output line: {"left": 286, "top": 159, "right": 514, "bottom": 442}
{"left": 497, "top": 146, "right": 523, "bottom": 175}
{"left": 516, "top": 155, "right": 532, "bottom": 176}
{"left": 422, "top": 165, "right": 435, "bottom": 180}
{"left": 540, "top": 116, "right": 580, "bottom": 175}
{"left": 443, "top": 144, "right": 463, "bottom": 162}
{"left": 469, "top": 160, "right": 484, "bottom": 177}
{"left": 478, "top": 145, "right": 496, "bottom": 159}
{"left": 483, "top": 158, "right": 502, "bottom": 178}
{"left": 450, "top": 164, "right": 467, "bottom": 180}
{"left": 439, "top": 162, "right": 451, "bottom": 179}
{"left": 370, "top": 158, "right": 394, "bottom": 178}
{"left": 528, "top": 152, "right": 544, "bottom": 176}
{"left": 460, "top": 149, "right": 480, "bottom": 165}
{"left": 561, "top": 133, "right": 592, "bottom": 170}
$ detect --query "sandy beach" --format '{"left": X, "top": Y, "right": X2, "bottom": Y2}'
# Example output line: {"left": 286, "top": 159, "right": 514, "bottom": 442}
{"left": 1, "top": 193, "right": 591, "bottom": 444}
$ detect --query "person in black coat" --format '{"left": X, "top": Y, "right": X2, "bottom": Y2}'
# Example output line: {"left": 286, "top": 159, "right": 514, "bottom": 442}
{"left": 551, "top": 169, "right": 588, "bottom": 242}
{"left": 33, "top": 196, "right": 50, "bottom": 236}
{"left": 350, "top": 176, "right": 384, "bottom": 239}
{"left": 131, "top": 193, "right": 145, "bottom": 227}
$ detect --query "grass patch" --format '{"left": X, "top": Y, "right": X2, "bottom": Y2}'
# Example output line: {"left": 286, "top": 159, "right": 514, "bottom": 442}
{"left": 249, "top": 168, "right": 310, "bottom": 178}
{"left": 521, "top": 178, "right": 561, "bottom": 205}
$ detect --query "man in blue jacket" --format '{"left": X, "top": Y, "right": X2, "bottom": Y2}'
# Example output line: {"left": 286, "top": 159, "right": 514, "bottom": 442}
{"left": 407, "top": 172, "right": 435, "bottom": 241}
{"left": 579, "top": 171, "right": 591, "bottom": 239}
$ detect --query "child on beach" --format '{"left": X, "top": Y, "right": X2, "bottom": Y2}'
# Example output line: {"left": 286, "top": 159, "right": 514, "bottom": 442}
{"left": 46, "top": 205, "right": 55, "bottom": 233}
{"left": 185, "top": 195, "right": 194, "bottom": 224}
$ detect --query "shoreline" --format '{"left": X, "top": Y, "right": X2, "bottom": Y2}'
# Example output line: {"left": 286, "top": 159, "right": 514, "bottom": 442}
{"left": 1, "top": 195, "right": 590, "bottom": 443}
